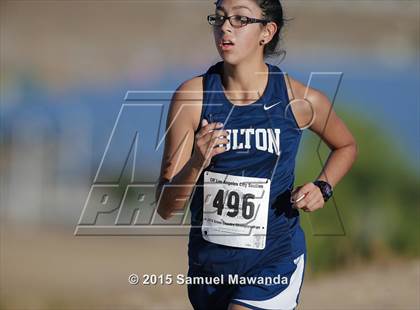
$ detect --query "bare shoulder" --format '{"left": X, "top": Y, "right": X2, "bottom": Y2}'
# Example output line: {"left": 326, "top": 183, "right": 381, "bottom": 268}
{"left": 170, "top": 76, "right": 204, "bottom": 132}
{"left": 284, "top": 74, "right": 332, "bottom": 129}
{"left": 177, "top": 75, "right": 203, "bottom": 93}
{"left": 286, "top": 75, "right": 328, "bottom": 103}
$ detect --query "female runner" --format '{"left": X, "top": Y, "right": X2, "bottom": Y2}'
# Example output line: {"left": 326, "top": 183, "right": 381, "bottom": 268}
{"left": 156, "top": 0, "right": 358, "bottom": 309}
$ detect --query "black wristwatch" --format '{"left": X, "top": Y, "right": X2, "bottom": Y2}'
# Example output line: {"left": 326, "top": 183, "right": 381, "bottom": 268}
{"left": 313, "top": 180, "right": 333, "bottom": 202}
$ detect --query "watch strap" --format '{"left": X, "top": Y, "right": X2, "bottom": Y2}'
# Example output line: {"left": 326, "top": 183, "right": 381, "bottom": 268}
{"left": 313, "top": 180, "right": 333, "bottom": 202}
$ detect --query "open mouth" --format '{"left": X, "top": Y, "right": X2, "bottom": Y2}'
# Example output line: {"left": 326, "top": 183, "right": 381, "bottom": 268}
{"left": 220, "top": 40, "right": 235, "bottom": 50}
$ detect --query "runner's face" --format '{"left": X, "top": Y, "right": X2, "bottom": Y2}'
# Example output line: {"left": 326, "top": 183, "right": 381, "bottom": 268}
{"left": 212, "top": 0, "right": 266, "bottom": 64}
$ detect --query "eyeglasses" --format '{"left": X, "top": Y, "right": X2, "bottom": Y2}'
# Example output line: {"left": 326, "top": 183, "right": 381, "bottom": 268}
{"left": 207, "top": 14, "right": 269, "bottom": 28}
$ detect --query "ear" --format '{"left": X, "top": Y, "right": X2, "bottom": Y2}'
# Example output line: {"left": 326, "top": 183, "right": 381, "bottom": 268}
{"left": 261, "top": 21, "right": 278, "bottom": 45}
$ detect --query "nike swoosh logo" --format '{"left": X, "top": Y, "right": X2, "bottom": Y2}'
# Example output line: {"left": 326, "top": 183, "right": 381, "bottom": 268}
{"left": 263, "top": 101, "right": 281, "bottom": 110}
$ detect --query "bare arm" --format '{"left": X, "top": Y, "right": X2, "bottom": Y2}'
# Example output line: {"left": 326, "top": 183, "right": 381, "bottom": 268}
{"left": 288, "top": 78, "right": 358, "bottom": 212}
{"left": 306, "top": 88, "right": 358, "bottom": 188}
{"left": 155, "top": 77, "right": 228, "bottom": 219}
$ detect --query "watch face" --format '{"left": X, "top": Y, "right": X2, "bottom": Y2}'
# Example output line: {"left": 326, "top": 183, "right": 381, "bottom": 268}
{"left": 324, "top": 184, "right": 332, "bottom": 196}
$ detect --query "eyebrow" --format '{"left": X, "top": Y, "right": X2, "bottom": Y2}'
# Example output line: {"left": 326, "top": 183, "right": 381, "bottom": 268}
{"left": 216, "top": 5, "right": 252, "bottom": 14}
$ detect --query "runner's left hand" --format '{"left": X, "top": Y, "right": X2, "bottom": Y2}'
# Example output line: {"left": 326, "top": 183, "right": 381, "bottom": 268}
{"left": 290, "top": 182, "right": 325, "bottom": 212}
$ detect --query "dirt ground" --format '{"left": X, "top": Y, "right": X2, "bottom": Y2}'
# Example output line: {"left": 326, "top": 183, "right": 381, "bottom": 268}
{"left": 1, "top": 224, "right": 419, "bottom": 310}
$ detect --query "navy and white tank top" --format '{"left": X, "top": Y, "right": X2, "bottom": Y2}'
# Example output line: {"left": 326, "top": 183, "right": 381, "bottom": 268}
{"left": 187, "top": 61, "right": 306, "bottom": 277}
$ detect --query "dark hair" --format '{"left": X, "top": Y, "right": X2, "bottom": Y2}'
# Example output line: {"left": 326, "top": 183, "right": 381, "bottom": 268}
{"left": 213, "top": 0, "right": 292, "bottom": 62}
{"left": 254, "top": 0, "right": 291, "bottom": 61}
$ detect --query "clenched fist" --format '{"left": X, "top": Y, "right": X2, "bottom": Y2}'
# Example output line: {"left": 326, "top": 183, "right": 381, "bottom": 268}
{"left": 190, "top": 118, "right": 229, "bottom": 170}
{"left": 290, "top": 182, "right": 326, "bottom": 212}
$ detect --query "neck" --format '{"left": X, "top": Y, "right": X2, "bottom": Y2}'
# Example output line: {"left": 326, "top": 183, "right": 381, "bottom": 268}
{"left": 221, "top": 59, "right": 269, "bottom": 106}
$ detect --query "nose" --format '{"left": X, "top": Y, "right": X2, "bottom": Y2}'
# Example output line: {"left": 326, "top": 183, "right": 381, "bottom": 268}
{"left": 220, "top": 17, "right": 233, "bottom": 33}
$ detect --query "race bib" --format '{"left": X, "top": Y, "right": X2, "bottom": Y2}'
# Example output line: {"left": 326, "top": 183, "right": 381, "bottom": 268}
{"left": 202, "top": 171, "right": 271, "bottom": 250}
